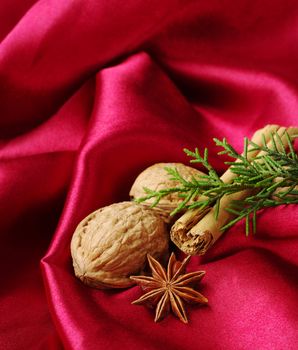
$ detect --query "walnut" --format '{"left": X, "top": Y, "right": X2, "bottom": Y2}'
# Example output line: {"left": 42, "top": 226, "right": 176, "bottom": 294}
{"left": 129, "top": 163, "right": 205, "bottom": 222}
{"left": 71, "top": 201, "right": 169, "bottom": 289}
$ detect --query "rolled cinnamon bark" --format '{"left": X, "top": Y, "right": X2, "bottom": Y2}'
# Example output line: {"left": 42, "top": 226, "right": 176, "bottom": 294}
{"left": 170, "top": 125, "right": 298, "bottom": 255}
{"left": 170, "top": 124, "right": 280, "bottom": 252}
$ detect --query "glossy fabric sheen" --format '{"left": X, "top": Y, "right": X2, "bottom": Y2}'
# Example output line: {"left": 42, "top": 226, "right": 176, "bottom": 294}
{"left": 1, "top": 1, "right": 298, "bottom": 349}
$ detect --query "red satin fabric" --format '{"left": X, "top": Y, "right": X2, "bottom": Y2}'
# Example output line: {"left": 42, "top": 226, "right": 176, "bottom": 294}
{"left": 1, "top": 1, "right": 298, "bottom": 349}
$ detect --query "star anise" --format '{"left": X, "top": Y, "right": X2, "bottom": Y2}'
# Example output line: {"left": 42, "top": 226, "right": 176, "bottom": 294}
{"left": 130, "top": 252, "right": 208, "bottom": 323}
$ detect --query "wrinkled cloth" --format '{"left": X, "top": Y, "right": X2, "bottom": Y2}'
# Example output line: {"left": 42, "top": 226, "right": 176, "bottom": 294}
{"left": 1, "top": 1, "right": 298, "bottom": 349}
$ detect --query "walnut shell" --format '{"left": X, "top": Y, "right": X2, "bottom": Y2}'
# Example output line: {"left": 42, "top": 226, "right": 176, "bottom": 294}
{"left": 129, "top": 163, "right": 205, "bottom": 222}
{"left": 71, "top": 201, "right": 169, "bottom": 289}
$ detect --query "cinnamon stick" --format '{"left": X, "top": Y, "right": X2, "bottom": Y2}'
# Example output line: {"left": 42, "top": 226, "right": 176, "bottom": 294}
{"left": 170, "top": 125, "right": 298, "bottom": 255}
{"left": 170, "top": 124, "right": 280, "bottom": 252}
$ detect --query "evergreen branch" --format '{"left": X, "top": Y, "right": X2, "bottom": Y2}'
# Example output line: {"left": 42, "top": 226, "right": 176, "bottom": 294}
{"left": 135, "top": 131, "right": 298, "bottom": 234}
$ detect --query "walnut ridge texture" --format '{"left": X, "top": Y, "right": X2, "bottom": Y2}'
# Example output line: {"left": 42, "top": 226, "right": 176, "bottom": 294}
{"left": 130, "top": 163, "right": 205, "bottom": 222}
{"left": 71, "top": 201, "right": 169, "bottom": 289}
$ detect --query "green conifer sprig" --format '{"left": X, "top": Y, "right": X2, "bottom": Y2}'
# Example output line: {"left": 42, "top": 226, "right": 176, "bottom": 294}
{"left": 136, "top": 132, "right": 298, "bottom": 235}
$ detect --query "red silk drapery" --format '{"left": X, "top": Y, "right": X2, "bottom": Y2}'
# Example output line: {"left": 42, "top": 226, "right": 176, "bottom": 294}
{"left": 1, "top": 1, "right": 298, "bottom": 349}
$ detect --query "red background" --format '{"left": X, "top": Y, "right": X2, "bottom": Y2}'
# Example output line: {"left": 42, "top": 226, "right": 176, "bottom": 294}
{"left": 1, "top": 1, "right": 298, "bottom": 349}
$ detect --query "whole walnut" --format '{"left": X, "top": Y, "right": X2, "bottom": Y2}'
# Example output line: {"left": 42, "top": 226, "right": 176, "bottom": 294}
{"left": 71, "top": 201, "right": 169, "bottom": 289}
{"left": 129, "top": 163, "right": 205, "bottom": 222}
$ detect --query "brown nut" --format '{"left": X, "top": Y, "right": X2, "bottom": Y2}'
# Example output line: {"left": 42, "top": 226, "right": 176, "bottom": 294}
{"left": 129, "top": 163, "right": 205, "bottom": 222}
{"left": 71, "top": 201, "right": 169, "bottom": 289}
